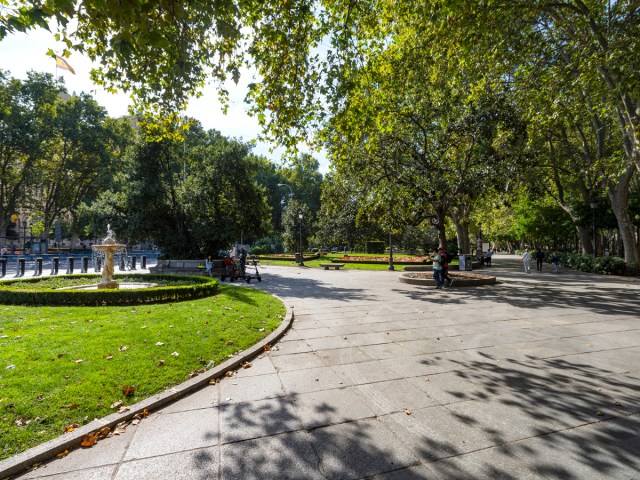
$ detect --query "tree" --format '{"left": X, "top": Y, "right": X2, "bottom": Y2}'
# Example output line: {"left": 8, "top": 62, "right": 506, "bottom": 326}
{"left": 121, "top": 125, "right": 270, "bottom": 257}
{"left": 0, "top": 70, "right": 62, "bottom": 245}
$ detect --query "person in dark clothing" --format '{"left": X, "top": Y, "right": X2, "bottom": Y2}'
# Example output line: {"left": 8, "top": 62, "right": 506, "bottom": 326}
{"left": 535, "top": 248, "right": 545, "bottom": 271}
{"left": 438, "top": 247, "right": 453, "bottom": 287}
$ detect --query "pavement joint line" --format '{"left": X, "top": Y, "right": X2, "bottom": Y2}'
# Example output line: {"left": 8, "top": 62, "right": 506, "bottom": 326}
{"left": 0, "top": 294, "right": 294, "bottom": 480}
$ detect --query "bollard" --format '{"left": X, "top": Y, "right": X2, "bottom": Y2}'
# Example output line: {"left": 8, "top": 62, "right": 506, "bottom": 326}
{"left": 141, "top": 255, "right": 147, "bottom": 269}
{"left": 67, "top": 257, "right": 74, "bottom": 274}
{"left": 52, "top": 257, "right": 59, "bottom": 275}
{"left": 95, "top": 257, "right": 102, "bottom": 272}
{"left": 18, "top": 258, "right": 25, "bottom": 276}
{"left": 0, "top": 258, "right": 6, "bottom": 277}
{"left": 131, "top": 256, "right": 137, "bottom": 270}
{"left": 35, "top": 257, "right": 43, "bottom": 276}
{"left": 82, "top": 256, "right": 89, "bottom": 273}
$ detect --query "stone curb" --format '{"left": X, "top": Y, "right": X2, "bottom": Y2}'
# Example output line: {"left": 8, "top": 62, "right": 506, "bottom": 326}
{"left": 0, "top": 295, "right": 293, "bottom": 479}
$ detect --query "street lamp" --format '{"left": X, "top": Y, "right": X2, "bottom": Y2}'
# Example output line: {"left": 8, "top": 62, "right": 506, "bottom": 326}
{"left": 298, "top": 211, "right": 304, "bottom": 266}
{"left": 277, "top": 183, "right": 293, "bottom": 198}
{"left": 590, "top": 198, "right": 598, "bottom": 259}
{"left": 277, "top": 184, "right": 293, "bottom": 230}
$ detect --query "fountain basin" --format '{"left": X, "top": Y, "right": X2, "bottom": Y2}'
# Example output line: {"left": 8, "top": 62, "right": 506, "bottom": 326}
{"left": 57, "top": 282, "right": 159, "bottom": 291}
{"left": 399, "top": 271, "right": 497, "bottom": 287}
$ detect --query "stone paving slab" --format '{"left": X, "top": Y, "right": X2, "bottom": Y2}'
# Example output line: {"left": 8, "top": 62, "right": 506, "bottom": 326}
{"left": 8, "top": 255, "right": 640, "bottom": 479}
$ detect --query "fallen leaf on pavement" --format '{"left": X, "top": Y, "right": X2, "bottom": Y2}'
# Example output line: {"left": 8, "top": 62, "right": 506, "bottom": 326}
{"left": 242, "top": 362, "right": 252, "bottom": 369}
{"left": 56, "top": 450, "right": 69, "bottom": 458}
{"left": 81, "top": 432, "right": 99, "bottom": 447}
{"left": 404, "top": 409, "right": 412, "bottom": 415}
{"left": 113, "top": 421, "right": 128, "bottom": 435}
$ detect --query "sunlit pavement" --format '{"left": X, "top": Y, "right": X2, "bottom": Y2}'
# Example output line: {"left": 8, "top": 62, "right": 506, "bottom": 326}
{"left": 10, "top": 255, "right": 640, "bottom": 479}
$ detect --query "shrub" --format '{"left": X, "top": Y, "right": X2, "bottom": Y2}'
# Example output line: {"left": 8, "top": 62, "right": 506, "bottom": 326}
{"left": 0, "top": 274, "right": 218, "bottom": 306}
{"left": 593, "top": 255, "right": 626, "bottom": 275}
{"left": 365, "top": 241, "right": 385, "bottom": 254}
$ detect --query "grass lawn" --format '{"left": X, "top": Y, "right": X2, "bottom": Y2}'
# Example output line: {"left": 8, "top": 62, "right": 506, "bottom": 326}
{"left": 0, "top": 284, "right": 284, "bottom": 460}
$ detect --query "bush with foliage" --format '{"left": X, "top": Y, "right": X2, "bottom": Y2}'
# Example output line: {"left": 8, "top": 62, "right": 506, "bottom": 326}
{"left": 561, "top": 253, "right": 633, "bottom": 276}
{"left": 366, "top": 241, "right": 385, "bottom": 254}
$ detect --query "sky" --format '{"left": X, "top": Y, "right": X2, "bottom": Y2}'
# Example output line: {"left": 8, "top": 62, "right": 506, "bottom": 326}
{"left": 0, "top": 27, "right": 330, "bottom": 173}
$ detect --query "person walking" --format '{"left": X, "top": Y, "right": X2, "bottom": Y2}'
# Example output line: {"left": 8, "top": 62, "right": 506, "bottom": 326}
{"left": 205, "top": 255, "right": 213, "bottom": 276}
{"left": 438, "top": 247, "right": 453, "bottom": 287}
{"left": 535, "top": 248, "right": 545, "bottom": 271}
{"left": 522, "top": 248, "right": 532, "bottom": 274}
{"left": 431, "top": 248, "right": 444, "bottom": 289}
{"left": 550, "top": 252, "right": 560, "bottom": 273}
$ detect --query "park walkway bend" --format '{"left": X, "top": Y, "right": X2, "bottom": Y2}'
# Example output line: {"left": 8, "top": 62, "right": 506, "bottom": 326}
{"left": 13, "top": 255, "right": 640, "bottom": 479}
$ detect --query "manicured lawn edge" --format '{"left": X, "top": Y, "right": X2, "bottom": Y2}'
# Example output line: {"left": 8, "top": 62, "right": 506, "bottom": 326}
{"left": 0, "top": 294, "right": 294, "bottom": 479}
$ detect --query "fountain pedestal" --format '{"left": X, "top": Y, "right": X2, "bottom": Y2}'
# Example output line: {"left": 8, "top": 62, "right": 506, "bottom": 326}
{"left": 93, "top": 231, "right": 125, "bottom": 289}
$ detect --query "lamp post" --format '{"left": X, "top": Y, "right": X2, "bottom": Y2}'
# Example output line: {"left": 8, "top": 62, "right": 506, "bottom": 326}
{"left": 590, "top": 199, "right": 598, "bottom": 259}
{"left": 21, "top": 217, "right": 28, "bottom": 252}
{"left": 298, "top": 211, "right": 304, "bottom": 266}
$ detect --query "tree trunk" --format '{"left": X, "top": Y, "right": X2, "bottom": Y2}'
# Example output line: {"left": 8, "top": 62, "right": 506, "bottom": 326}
{"left": 607, "top": 166, "right": 640, "bottom": 264}
{"left": 576, "top": 225, "right": 593, "bottom": 255}
{"left": 449, "top": 204, "right": 471, "bottom": 254}
{"left": 435, "top": 206, "right": 447, "bottom": 248}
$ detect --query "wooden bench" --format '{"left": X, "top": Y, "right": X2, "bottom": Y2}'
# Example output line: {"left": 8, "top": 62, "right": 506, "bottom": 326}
{"left": 320, "top": 263, "right": 344, "bottom": 270}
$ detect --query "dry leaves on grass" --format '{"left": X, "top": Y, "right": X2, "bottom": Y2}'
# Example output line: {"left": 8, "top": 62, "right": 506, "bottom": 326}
{"left": 118, "top": 346, "right": 128, "bottom": 351}
{"left": 64, "top": 423, "right": 80, "bottom": 433}
{"left": 122, "top": 385, "right": 135, "bottom": 397}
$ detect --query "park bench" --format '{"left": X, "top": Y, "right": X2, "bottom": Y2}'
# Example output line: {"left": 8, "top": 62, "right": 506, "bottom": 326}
{"left": 320, "top": 263, "right": 344, "bottom": 270}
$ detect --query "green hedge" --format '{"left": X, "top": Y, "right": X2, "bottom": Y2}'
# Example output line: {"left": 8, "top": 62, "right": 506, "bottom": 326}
{"left": 0, "top": 274, "right": 218, "bottom": 306}
{"left": 560, "top": 253, "right": 638, "bottom": 276}
{"left": 365, "top": 241, "right": 385, "bottom": 254}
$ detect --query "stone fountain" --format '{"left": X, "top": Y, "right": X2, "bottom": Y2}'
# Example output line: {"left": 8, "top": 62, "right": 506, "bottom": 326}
{"left": 93, "top": 225, "right": 126, "bottom": 289}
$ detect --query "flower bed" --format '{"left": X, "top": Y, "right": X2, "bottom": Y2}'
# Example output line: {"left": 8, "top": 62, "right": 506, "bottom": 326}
{"left": 333, "top": 255, "right": 430, "bottom": 265}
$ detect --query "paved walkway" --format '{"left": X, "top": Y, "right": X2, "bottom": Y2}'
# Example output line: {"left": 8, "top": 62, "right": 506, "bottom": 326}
{"left": 12, "top": 255, "right": 640, "bottom": 479}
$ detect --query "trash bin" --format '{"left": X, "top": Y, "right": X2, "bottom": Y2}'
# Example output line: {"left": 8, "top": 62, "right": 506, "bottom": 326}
{"left": 465, "top": 255, "right": 473, "bottom": 271}
{"left": 295, "top": 253, "right": 302, "bottom": 265}
{"left": 459, "top": 255, "right": 472, "bottom": 271}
